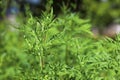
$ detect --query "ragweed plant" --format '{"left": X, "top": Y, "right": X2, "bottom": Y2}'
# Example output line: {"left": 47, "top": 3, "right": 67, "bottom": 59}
{"left": 0, "top": 8, "right": 120, "bottom": 80}
{"left": 18, "top": 9, "right": 120, "bottom": 80}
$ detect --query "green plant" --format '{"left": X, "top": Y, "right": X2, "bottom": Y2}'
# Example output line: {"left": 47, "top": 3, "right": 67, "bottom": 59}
{"left": 0, "top": 4, "right": 120, "bottom": 80}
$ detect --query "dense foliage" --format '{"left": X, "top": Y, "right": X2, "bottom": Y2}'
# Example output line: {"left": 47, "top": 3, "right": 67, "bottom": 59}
{"left": 0, "top": 0, "right": 120, "bottom": 80}
{"left": 0, "top": 9, "right": 120, "bottom": 79}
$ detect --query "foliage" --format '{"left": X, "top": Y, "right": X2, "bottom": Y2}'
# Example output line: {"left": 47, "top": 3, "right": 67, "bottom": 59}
{"left": 0, "top": 0, "right": 120, "bottom": 79}
{"left": 0, "top": 8, "right": 120, "bottom": 80}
